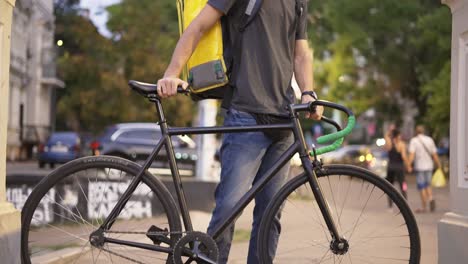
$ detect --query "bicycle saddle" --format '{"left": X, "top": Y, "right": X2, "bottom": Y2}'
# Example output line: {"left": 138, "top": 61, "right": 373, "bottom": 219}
{"left": 128, "top": 80, "right": 158, "bottom": 95}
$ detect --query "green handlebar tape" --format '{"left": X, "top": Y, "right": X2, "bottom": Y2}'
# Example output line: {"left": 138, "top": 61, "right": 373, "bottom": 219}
{"left": 312, "top": 138, "right": 345, "bottom": 156}
{"left": 317, "top": 116, "right": 356, "bottom": 144}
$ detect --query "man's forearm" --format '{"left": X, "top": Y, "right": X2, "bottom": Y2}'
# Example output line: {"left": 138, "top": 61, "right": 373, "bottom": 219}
{"left": 163, "top": 5, "right": 223, "bottom": 78}
{"left": 164, "top": 26, "right": 205, "bottom": 77}
{"left": 433, "top": 153, "right": 442, "bottom": 168}
{"left": 294, "top": 48, "right": 314, "bottom": 93}
{"left": 408, "top": 153, "right": 415, "bottom": 165}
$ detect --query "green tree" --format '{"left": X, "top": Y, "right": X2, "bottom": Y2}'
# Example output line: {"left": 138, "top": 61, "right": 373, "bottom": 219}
{"left": 413, "top": 7, "right": 452, "bottom": 138}
{"left": 55, "top": 0, "right": 194, "bottom": 133}
{"left": 106, "top": 0, "right": 194, "bottom": 127}
{"left": 308, "top": 0, "right": 451, "bottom": 139}
{"left": 55, "top": 10, "right": 128, "bottom": 133}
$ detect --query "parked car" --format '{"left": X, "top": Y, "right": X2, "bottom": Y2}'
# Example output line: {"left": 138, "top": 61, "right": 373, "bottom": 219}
{"left": 321, "top": 145, "right": 388, "bottom": 178}
{"left": 38, "top": 132, "right": 83, "bottom": 168}
{"left": 91, "top": 123, "right": 198, "bottom": 174}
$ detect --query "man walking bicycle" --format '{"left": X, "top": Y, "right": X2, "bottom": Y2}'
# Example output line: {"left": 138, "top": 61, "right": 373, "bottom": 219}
{"left": 157, "top": 0, "right": 323, "bottom": 262}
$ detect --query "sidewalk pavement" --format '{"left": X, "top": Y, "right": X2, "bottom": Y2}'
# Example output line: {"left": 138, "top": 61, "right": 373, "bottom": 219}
{"left": 6, "top": 160, "right": 54, "bottom": 177}
{"left": 188, "top": 174, "right": 447, "bottom": 264}
{"left": 9, "top": 161, "right": 448, "bottom": 263}
{"left": 227, "top": 174, "right": 447, "bottom": 264}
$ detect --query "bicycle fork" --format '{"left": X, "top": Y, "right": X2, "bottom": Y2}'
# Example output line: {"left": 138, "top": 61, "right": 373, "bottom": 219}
{"left": 302, "top": 157, "right": 350, "bottom": 255}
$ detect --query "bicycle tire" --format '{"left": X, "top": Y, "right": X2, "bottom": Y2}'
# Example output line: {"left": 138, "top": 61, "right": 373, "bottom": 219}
{"left": 258, "top": 164, "right": 420, "bottom": 264}
{"left": 21, "top": 156, "right": 182, "bottom": 264}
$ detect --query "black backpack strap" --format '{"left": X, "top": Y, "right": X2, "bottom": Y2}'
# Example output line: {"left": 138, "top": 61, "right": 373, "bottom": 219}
{"left": 295, "top": 0, "right": 305, "bottom": 17}
{"left": 220, "top": 0, "right": 263, "bottom": 107}
{"left": 294, "top": 0, "right": 305, "bottom": 32}
{"left": 239, "top": 0, "right": 263, "bottom": 32}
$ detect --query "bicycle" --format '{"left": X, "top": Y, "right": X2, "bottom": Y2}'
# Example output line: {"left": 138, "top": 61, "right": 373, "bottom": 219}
{"left": 21, "top": 80, "right": 420, "bottom": 263}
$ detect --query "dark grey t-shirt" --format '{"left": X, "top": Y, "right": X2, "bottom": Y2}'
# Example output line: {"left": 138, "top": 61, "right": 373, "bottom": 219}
{"left": 208, "top": 0, "right": 308, "bottom": 116}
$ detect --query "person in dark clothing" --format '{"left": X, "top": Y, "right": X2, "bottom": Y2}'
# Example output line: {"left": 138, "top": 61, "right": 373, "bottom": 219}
{"left": 157, "top": 1, "right": 324, "bottom": 263}
{"left": 384, "top": 127, "right": 410, "bottom": 206}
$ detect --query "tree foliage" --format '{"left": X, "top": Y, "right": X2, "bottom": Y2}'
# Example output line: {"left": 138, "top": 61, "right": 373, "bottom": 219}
{"left": 55, "top": 0, "right": 193, "bottom": 134}
{"left": 308, "top": 0, "right": 451, "bottom": 139}
{"left": 55, "top": 10, "right": 127, "bottom": 133}
{"left": 106, "top": 0, "right": 194, "bottom": 128}
{"left": 54, "top": 0, "right": 452, "bottom": 139}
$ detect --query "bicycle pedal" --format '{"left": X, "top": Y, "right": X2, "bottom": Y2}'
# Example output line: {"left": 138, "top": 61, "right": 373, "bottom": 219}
{"left": 146, "top": 225, "right": 169, "bottom": 245}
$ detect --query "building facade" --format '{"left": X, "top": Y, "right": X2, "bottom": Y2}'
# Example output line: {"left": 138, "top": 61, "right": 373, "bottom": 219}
{"left": 1, "top": 0, "right": 21, "bottom": 262}
{"left": 7, "top": 0, "right": 64, "bottom": 160}
{"left": 439, "top": 0, "right": 468, "bottom": 263}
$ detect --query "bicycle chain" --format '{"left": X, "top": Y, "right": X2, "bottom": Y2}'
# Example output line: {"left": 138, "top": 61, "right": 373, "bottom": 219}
{"left": 99, "top": 246, "right": 146, "bottom": 264}
{"left": 105, "top": 230, "right": 188, "bottom": 236}
{"left": 96, "top": 230, "right": 193, "bottom": 263}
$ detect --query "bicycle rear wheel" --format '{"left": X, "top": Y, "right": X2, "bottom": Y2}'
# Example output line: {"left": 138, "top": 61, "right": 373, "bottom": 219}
{"left": 258, "top": 164, "right": 420, "bottom": 263}
{"left": 21, "top": 156, "right": 182, "bottom": 264}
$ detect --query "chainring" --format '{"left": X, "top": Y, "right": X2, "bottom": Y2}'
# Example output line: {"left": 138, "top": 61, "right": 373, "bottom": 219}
{"left": 173, "top": 231, "right": 219, "bottom": 264}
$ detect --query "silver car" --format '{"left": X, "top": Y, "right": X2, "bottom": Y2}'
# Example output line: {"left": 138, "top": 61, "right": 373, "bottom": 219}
{"left": 92, "top": 123, "right": 197, "bottom": 176}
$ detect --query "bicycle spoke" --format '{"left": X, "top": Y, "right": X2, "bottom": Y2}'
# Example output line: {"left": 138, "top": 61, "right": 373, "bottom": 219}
{"left": 261, "top": 166, "right": 418, "bottom": 263}
{"left": 317, "top": 248, "right": 331, "bottom": 264}
{"left": 347, "top": 185, "right": 375, "bottom": 241}
{"left": 70, "top": 241, "right": 91, "bottom": 264}
{"left": 338, "top": 175, "right": 352, "bottom": 228}
{"left": 23, "top": 157, "right": 179, "bottom": 264}
{"left": 43, "top": 193, "right": 95, "bottom": 229}
{"left": 89, "top": 246, "right": 96, "bottom": 264}
{"left": 33, "top": 216, "right": 89, "bottom": 243}
{"left": 93, "top": 168, "right": 102, "bottom": 226}
{"left": 353, "top": 222, "right": 408, "bottom": 243}
{"left": 304, "top": 183, "right": 332, "bottom": 242}
{"left": 277, "top": 239, "right": 328, "bottom": 257}
{"left": 54, "top": 190, "right": 94, "bottom": 235}
{"left": 96, "top": 169, "right": 112, "bottom": 225}
{"left": 326, "top": 176, "right": 343, "bottom": 233}
{"left": 340, "top": 196, "right": 391, "bottom": 238}
{"left": 285, "top": 193, "right": 323, "bottom": 228}
{"left": 30, "top": 234, "right": 86, "bottom": 256}
{"left": 349, "top": 253, "right": 375, "bottom": 264}
{"left": 347, "top": 252, "right": 353, "bottom": 264}
{"left": 350, "top": 252, "right": 408, "bottom": 262}
{"left": 93, "top": 247, "right": 103, "bottom": 264}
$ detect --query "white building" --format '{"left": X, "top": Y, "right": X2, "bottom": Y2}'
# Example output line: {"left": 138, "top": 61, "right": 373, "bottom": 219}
{"left": 439, "top": 1, "right": 468, "bottom": 263}
{"left": 7, "top": 0, "right": 64, "bottom": 160}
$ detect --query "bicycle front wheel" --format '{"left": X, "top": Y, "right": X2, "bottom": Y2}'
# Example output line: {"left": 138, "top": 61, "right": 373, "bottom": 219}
{"left": 258, "top": 164, "right": 420, "bottom": 263}
{"left": 21, "top": 156, "right": 182, "bottom": 264}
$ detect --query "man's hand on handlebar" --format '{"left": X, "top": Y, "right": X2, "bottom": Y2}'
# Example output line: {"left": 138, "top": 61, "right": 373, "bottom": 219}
{"left": 302, "top": 94, "right": 324, "bottom": 120}
{"left": 157, "top": 76, "right": 189, "bottom": 98}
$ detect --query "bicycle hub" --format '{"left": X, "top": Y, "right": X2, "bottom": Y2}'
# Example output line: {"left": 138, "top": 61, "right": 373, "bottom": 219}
{"left": 330, "top": 238, "right": 349, "bottom": 255}
{"left": 89, "top": 229, "right": 105, "bottom": 248}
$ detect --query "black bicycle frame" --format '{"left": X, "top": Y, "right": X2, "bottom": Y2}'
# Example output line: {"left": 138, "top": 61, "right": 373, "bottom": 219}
{"left": 98, "top": 98, "right": 342, "bottom": 252}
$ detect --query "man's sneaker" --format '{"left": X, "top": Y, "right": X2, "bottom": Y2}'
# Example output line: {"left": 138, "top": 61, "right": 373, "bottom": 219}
{"left": 430, "top": 199, "right": 436, "bottom": 212}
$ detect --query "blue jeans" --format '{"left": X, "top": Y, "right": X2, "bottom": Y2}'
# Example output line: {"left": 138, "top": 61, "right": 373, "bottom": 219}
{"left": 207, "top": 108, "right": 293, "bottom": 264}
{"left": 415, "top": 170, "right": 433, "bottom": 190}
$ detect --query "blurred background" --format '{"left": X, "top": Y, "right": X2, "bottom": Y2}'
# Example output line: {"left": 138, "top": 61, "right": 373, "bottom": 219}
{"left": 5, "top": 0, "right": 451, "bottom": 196}
{"left": 4, "top": 1, "right": 453, "bottom": 263}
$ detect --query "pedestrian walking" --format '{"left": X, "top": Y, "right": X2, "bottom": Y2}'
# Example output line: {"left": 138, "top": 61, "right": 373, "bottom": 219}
{"left": 157, "top": 0, "right": 324, "bottom": 263}
{"left": 408, "top": 125, "right": 442, "bottom": 213}
{"left": 384, "top": 126, "right": 410, "bottom": 206}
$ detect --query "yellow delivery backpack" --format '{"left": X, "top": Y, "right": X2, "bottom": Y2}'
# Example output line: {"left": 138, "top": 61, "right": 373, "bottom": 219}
{"left": 176, "top": 0, "right": 264, "bottom": 100}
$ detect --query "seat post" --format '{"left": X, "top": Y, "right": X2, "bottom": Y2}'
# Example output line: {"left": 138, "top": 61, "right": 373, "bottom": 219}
{"left": 154, "top": 99, "right": 166, "bottom": 124}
